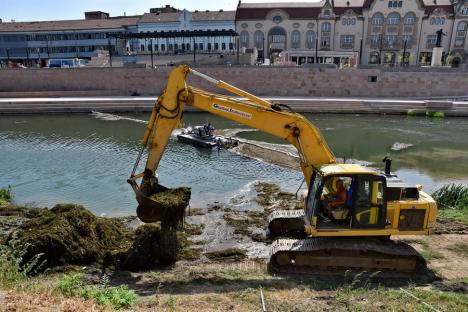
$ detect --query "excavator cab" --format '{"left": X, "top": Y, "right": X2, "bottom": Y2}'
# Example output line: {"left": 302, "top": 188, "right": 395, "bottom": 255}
{"left": 305, "top": 167, "right": 387, "bottom": 232}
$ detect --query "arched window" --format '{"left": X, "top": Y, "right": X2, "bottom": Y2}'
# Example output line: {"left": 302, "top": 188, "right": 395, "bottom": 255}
{"left": 457, "top": 21, "right": 467, "bottom": 31}
{"left": 404, "top": 13, "right": 415, "bottom": 25}
{"left": 372, "top": 13, "right": 384, "bottom": 25}
{"left": 254, "top": 31, "right": 264, "bottom": 49}
{"left": 305, "top": 30, "right": 316, "bottom": 49}
{"left": 387, "top": 12, "right": 400, "bottom": 25}
{"left": 321, "top": 22, "right": 331, "bottom": 32}
{"left": 240, "top": 31, "right": 249, "bottom": 47}
{"left": 291, "top": 30, "right": 301, "bottom": 48}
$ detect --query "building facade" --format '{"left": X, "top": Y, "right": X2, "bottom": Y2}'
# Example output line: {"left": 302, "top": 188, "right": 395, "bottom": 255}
{"left": 0, "top": 12, "right": 139, "bottom": 66}
{"left": 236, "top": 0, "right": 468, "bottom": 66}
{"left": 136, "top": 8, "right": 236, "bottom": 54}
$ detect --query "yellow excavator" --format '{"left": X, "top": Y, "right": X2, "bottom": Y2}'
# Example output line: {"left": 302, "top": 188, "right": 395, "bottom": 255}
{"left": 128, "top": 65, "right": 437, "bottom": 273}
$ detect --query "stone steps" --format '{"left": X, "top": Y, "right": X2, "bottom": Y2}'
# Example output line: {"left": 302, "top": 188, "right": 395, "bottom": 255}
{"left": 1, "top": 97, "right": 467, "bottom": 116}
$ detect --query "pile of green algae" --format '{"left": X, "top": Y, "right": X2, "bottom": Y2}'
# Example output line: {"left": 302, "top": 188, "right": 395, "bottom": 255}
{"left": 1, "top": 187, "right": 192, "bottom": 273}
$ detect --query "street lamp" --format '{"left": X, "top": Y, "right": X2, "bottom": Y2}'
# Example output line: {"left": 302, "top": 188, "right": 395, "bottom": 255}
{"left": 401, "top": 39, "right": 407, "bottom": 67}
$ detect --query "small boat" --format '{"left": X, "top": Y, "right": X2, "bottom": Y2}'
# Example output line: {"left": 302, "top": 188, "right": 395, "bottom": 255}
{"left": 176, "top": 126, "right": 237, "bottom": 148}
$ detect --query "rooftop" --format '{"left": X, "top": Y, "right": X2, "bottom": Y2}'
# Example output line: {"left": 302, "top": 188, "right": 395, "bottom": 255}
{"left": 0, "top": 16, "right": 140, "bottom": 33}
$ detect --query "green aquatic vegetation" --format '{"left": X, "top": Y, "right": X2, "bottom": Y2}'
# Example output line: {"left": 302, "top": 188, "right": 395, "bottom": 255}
{"left": 150, "top": 187, "right": 191, "bottom": 228}
{"left": 406, "top": 109, "right": 417, "bottom": 116}
{"left": 57, "top": 273, "right": 137, "bottom": 310}
{"left": 9, "top": 204, "right": 133, "bottom": 271}
{"left": 426, "top": 111, "right": 445, "bottom": 118}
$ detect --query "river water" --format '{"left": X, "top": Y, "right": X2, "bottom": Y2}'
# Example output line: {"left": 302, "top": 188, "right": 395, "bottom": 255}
{"left": 1, "top": 113, "right": 467, "bottom": 216}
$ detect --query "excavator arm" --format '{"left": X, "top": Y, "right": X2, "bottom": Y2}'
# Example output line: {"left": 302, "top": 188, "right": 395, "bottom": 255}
{"left": 128, "top": 65, "right": 335, "bottom": 219}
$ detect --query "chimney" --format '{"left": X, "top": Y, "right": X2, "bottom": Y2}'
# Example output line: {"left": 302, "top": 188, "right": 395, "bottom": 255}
{"left": 84, "top": 11, "right": 109, "bottom": 20}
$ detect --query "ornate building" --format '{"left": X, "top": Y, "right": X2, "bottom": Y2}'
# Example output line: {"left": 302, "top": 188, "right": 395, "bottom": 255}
{"left": 236, "top": 0, "right": 468, "bottom": 66}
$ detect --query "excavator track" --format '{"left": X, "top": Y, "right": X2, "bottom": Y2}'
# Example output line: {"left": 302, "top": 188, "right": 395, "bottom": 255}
{"left": 269, "top": 237, "right": 426, "bottom": 274}
{"left": 268, "top": 209, "right": 306, "bottom": 237}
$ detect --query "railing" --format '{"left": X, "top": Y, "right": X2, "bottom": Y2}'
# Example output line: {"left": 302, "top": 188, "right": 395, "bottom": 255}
{"left": 340, "top": 42, "right": 354, "bottom": 49}
{"left": 456, "top": 31, "right": 467, "bottom": 38}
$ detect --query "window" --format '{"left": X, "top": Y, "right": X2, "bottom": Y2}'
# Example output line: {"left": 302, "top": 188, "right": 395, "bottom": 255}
{"left": 387, "top": 12, "right": 400, "bottom": 25}
{"left": 272, "top": 15, "right": 283, "bottom": 23}
{"left": 462, "top": 7, "right": 468, "bottom": 15}
{"left": 254, "top": 31, "right": 264, "bottom": 49}
{"left": 229, "top": 42, "right": 234, "bottom": 50}
{"left": 321, "top": 37, "right": 330, "bottom": 48}
{"left": 402, "top": 35, "right": 412, "bottom": 44}
{"left": 427, "top": 35, "right": 437, "bottom": 47}
{"left": 388, "top": 1, "right": 402, "bottom": 8}
{"left": 291, "top": 30, "right": 300, "bottom": 48}
{"left": 140, "top": 44, "right": 145, "bottom": 52}
{"left": 240, "top": 31, "right": 249, "bottom": 47}
{"left": 161, "top": 44, "right": 165, "bottom": 51}
{"left": 369, "top": 51, "right": 380, "bottom": 64}
{"left": 342, "top": 18, "right": 356, "bottom": 26}
{"left": 372, "top": 13, "right": 383, "bottom": 25}
{"left": 169, "top": 44, "right": 173, "bottom": 51}
{"left": 431, "top": 17, "right": 445, "bottom": 25}
{"left": 207, "top": 43, "right": 212, "bottom": 51}
{"left": 323, "top": 9, "right": 331, "bottom": 16}
{"left": 174, "top": 43, "right": 178, "bottom": 51}
{"left": 457, "top": 21, "right": 467, "bottom": 31}
{"left": 305, "top": 30, "right": 316, "bottom": 49}
{"left": 370, "top": 35, "right": 380, "bottom": 48}
{"left": 321, "top": 22, "right": 331, "bottom": 32}
{"left": 214, "top": 43, "right": 219, "bottom": 50}
{"left": 404, "top": 13, "right": 415, "bottom": 25}
{"left": 454, "top": 38, "right": 465, "bottom": 47}
{"left": 386, "top": 35, "right": 397, "bottom": 46}
{"left": 186, "top": 43, "right": 190, "bottom": 50}
{"left": 340, "top": 35, "right": 354, "bottom": 49}
{"left": 199, "top": 43, "right": 203, "bottom": 50}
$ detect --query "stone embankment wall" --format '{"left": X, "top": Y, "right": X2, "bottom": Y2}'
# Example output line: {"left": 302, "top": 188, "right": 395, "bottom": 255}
{"left": 0, "top": 67, "right": 467, "bottom": 98}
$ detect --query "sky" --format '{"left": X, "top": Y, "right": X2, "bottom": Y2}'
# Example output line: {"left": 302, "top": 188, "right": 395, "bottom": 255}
{"left": 0, "top": 0, "right": 322, "bottom": 22}
{"left": 0, "top": 0, "right": 240, "bottom": 22}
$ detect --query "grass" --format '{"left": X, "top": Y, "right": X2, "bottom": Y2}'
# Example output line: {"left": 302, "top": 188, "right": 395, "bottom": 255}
{"left": 57, "top": 273, "right": 137, "bottom": 310}
{"left": 0, "top": 185, "right": 12, "bottom": 207}
{"left": 447, "top": 242, "right": 468, "bottom": 256}
{"left": 420, "top": 246, "right": 445, "bottom": 261}
{"left": 432, "top": 184, "right": 468, "bottom": 224}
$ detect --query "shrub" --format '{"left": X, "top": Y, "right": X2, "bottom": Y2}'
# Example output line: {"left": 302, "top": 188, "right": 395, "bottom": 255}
{"left": 57, "top": 273, "right": 137, "bottom": 310}
{"left": 0, "top": 235, "right": 44, "bottom": 289}
{"left": 432, "top": 184, "right": 468, "bottom": 210}
{"left": 0, "top": 186, "right": 12, "bottom": 207}
{"left": 426, "top": 111, "right": 445, "bottom": 118}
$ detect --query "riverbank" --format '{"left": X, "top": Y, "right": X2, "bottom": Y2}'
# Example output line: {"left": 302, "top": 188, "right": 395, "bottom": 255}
{"left": 1, "top": 96, "right": 468, "bottom": 116}
{"left": 0, "top": 182, "right": 467, "bottom": 311}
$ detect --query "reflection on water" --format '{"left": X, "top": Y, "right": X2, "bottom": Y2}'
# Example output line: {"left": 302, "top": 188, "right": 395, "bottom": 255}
{"left": 1, "top": 113, "right": 467, "bottom": 216}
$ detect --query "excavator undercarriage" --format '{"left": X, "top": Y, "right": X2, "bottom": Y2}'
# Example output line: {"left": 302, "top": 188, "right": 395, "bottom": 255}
{"left": 270, "top": 237, "right": 426, "bottom": 273}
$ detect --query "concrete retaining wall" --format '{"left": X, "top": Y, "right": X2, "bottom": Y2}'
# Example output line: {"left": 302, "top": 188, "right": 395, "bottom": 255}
{"left": 0, "top": 66, "right": 468, "bottom": 98}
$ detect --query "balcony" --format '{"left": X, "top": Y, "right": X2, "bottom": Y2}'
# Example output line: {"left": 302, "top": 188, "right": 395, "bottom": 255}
{"left": 403, "top": 26, "right": 414, "bottom": 33}
{"left": 340, "top": 42, "right": 354, "bottom": 49}
{"left": 372, "top": 26, "right": 383, "bottom": 33}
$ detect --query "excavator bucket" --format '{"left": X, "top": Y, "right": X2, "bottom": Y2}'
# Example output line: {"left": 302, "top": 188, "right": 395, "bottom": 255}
{"left": 135, "top": 185, "right": 191, "bottom": 225}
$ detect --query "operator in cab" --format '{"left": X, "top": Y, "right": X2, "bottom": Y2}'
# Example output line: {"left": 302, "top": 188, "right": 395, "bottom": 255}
{"left": 323, "top": 179, "right": 349, "bottom": 220}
